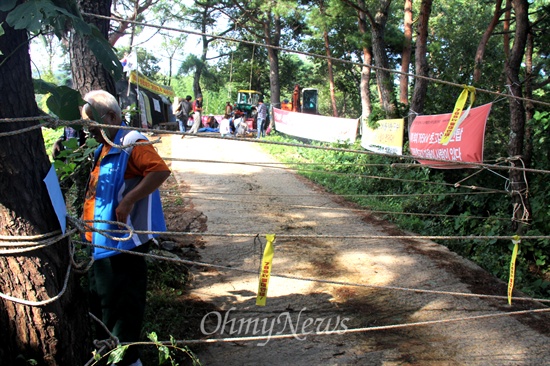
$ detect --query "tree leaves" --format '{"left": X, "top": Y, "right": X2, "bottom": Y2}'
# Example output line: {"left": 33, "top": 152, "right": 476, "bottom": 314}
{"left": 5, "top": 0, "right": 121, "bottom": 81}
{"left": 0, "top": 0, "right": 17, "bottom": 12}
{"left": 33, "top": 79, "right": 85, "bottom": 120}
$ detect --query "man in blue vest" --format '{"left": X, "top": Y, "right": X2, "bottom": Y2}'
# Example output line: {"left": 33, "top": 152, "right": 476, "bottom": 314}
{"left": 82, "top": 90, "right": 170, "bottom": 366}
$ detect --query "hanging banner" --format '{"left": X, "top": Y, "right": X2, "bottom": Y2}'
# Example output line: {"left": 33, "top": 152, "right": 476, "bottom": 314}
{"left": 440, "top": 86, "right": 476, "bottom": 145}
{"left": 361, "top": 118, "right": 404, "bottom": 155}
{"left": 129, "top": 71, "right": 175, "bottom": 98}
{"left": 273, "top": 108, "right": 358, "bottom": 143}
{"left": 256, "top": 234, "right": 275, "bottom": 306}
{"left": 409, "top": 103, "right": 492, "bottom": 168}
{"left": 508, "top": 235, "right": 521, "bottom": 305}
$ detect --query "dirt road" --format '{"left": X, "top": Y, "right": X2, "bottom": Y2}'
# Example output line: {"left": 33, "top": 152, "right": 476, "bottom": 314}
{"left": 167, "top": 134, "right": 550, "bottom": 365}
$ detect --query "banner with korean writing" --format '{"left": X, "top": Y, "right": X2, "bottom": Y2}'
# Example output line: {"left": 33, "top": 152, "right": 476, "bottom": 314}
{"left": 361, "top": 118, "right": 404, "bottom": 155}
{"left": 409, "top": 103, "right": 492, "bottom": 168}
{"left": 256, "top": 234, "right": 275, "bottom": 306}
{"left": 273, "top": 108, "right": 358, "bottom": 143}
{"left": 129, "top": 71, "right": 175, "bottom": 98}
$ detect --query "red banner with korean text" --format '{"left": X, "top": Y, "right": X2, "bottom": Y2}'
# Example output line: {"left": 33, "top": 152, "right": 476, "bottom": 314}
{"left": 409, "top": 103, "right": 492, "bottom": 168}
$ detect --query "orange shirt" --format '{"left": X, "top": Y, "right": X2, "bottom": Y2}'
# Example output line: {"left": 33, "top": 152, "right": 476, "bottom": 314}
{"left": 83, "top": 142, "right": 169, "bottom": 241}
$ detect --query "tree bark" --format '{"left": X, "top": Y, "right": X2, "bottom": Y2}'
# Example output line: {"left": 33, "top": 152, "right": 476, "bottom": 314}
{"left": 370, "top": 1, "right": 397, "bottom": 117}
{"left": 473, "top": 0, "right": 503, "bottom": 83}
{"left": 503, "top": 0, "right": 511, "bottom": 59}
{"left": 264, "top": 13, "right": 282, "bottom": 107}
{"left": 400, "top": 0, "right": 413, "bottom": 105}
{"left": 408, "top": 0, "right": 433, "bottom": 131}
{"left": 523, "top": 31, "right": 534, "bottom": 167}
{"left": 357, "top": 1, "right": 372, "bottom": 119}
{"left": 324, "top": 30, "right": 338, "bottom": 117}
{"left": 70, "top": 0, "right": 116, "bottom": 96}
{"left": 0, "top": 10, "right": 90, "bottom": 365}
{"left": 505, "top": 0, "right": 531, "bottom": 229}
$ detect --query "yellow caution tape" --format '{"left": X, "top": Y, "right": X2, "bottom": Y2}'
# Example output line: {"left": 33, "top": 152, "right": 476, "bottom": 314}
{"left": 439, "top": 86, "right": 476, "bottom": 145}
{"left": 256, "top": 234, "right": 275, "bottom": 306}
{"left": 508, "top": 235, "right": 521, "bottom": 305}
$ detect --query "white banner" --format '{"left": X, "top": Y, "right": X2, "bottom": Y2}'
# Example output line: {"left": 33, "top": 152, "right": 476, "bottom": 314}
{"left": 273, "top": 108, "right": 358, "bottom": 143}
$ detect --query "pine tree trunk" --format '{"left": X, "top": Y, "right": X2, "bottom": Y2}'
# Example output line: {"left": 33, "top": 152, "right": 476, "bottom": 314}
{"left": 505, "top": 0, "right": 531, "bottom": 230}
{"left": 323, "top": 30, "right": 338, "bottom": 117}
{"left": 0, "top": 11, "right": 90, "bottom": 365}
{"left": 408, "top": 0, "right": 433, "bottom": 131}
{"left": 265, "top": 15, "right": 282, "bottom": 108}
{"left": 400, "top": 0, "right": 413, "bottom": 105}
{"left": 70, "top": 0, "right": 116, "bottom": 96}
{"left": 357, "top": 2, "right": 372, "bottom": 119}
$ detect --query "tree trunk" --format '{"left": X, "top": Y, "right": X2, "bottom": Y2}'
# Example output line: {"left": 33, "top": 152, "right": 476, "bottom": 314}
{"left": 408, "top": 0, "right": 432, "bottom": 131}
{"left": 70, "top": 0, "right": 116, "bottom": 96}
{"left": 370, "top": 2, "right": 397, "bottom": 117}
{"left": 473, "top": 0, "right": 503, "bottom": 83}
{"left": 324, "top": 30, "right": 338, "bottom": 117}
{"left": 357, "top": 1, "right": 372, "bottom": 120}
{"left": 265, "top": 14, "right": 282, "bottom": 108}
{"left": 400, "top": 0, "right": 413, "bottom": 105}
{"left": 360, "top": 48, "right": 373, "bottom": 119}
{"left": 0, "top": 11, "right": 90, "bottom": 365}
{"left": 503, "top": 0, "right": 511, "bottom": 59}
{"left": 523, "top": 32, "right": 534, "bottom": 167}
{"left": 505, "top": 0, "right": 531, "bottom": 230}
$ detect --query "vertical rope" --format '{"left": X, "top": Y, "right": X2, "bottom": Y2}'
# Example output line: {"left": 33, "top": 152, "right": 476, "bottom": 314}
{"left": 249, "top": 44, "right": 255, "bottom": 90}
{"left": 229, "top": 50, "right": 234, "bottom": 99}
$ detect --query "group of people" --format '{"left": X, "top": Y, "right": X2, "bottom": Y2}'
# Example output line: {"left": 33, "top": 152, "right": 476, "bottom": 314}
{"left": 174, "top": 94, "right": 203, "bottom": 135}
{"left": 174, "top": 95, "right": 269, "bottom": 138}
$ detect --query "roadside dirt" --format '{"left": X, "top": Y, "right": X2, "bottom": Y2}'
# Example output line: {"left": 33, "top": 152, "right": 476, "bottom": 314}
{"left": 155, "top": 133, "right": 550, "bottom": 366}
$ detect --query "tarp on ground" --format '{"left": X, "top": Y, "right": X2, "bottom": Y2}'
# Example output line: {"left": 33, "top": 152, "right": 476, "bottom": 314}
{"left": 273, "top": 108, "right": 358, "bottom": 143}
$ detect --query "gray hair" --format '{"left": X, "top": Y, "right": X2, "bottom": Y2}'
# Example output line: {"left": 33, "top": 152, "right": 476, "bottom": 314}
{"left": 83, "top": 90, "right": 121, "bottom": 119}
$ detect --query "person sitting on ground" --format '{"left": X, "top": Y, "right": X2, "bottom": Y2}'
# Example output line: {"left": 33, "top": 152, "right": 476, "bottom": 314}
{"left": 219, "top": 113, "right": 232, "bottom": 137}
{"left": 205, "top": 115, "right": 219, "bottom": 129}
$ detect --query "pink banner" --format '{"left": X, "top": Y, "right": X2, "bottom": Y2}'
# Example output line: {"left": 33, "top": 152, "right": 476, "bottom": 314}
{"left": 409, "top": 103, "right": 492, "bottom": 168}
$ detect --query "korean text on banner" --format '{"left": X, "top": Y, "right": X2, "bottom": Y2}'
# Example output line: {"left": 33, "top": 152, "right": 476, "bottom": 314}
{"left": 440, "top": 86, "right": 476, "bottom": 146}
{"left": 409, "top": 103, "right": 492, "bottom": 169}
{"left": 361, "top": 118, "right": 404, "bottom": 155}
{"left": 256, "top": 234, "right": 275, "bottom": 306}
{"left": 508, "top": 235, "right": 521, "bottom": 305}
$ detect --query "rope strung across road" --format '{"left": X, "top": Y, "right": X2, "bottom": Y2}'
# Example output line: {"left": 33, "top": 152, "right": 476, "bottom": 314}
{"left": 121, "top": 307, "right": 550, "bottom": 347}
{"left": 159, "top": 193, "right": 511, "bottom": 221}
{"left": 2, "top": 117, "right": 550, "bottom": 176}
{"left": 167, "top": 189, "right": 503, "bottom": 198}
{"left": 68, "top": 226, "right": 550, "bottom": 305}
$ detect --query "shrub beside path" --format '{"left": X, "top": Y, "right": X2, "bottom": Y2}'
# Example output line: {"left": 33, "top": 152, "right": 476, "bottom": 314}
{"left": 168, "top": 134, "right": 550, "bottom": 365}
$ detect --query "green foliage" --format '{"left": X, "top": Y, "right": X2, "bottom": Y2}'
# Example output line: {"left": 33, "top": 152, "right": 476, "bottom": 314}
{"left": 146, "top": 332, "right": 201, "bottom": 366}
{"left": 34, "top": 79, "right": 85, "bottom": 120}
{"left": 4, "top": 0, "right": 122, "bottom": 79}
